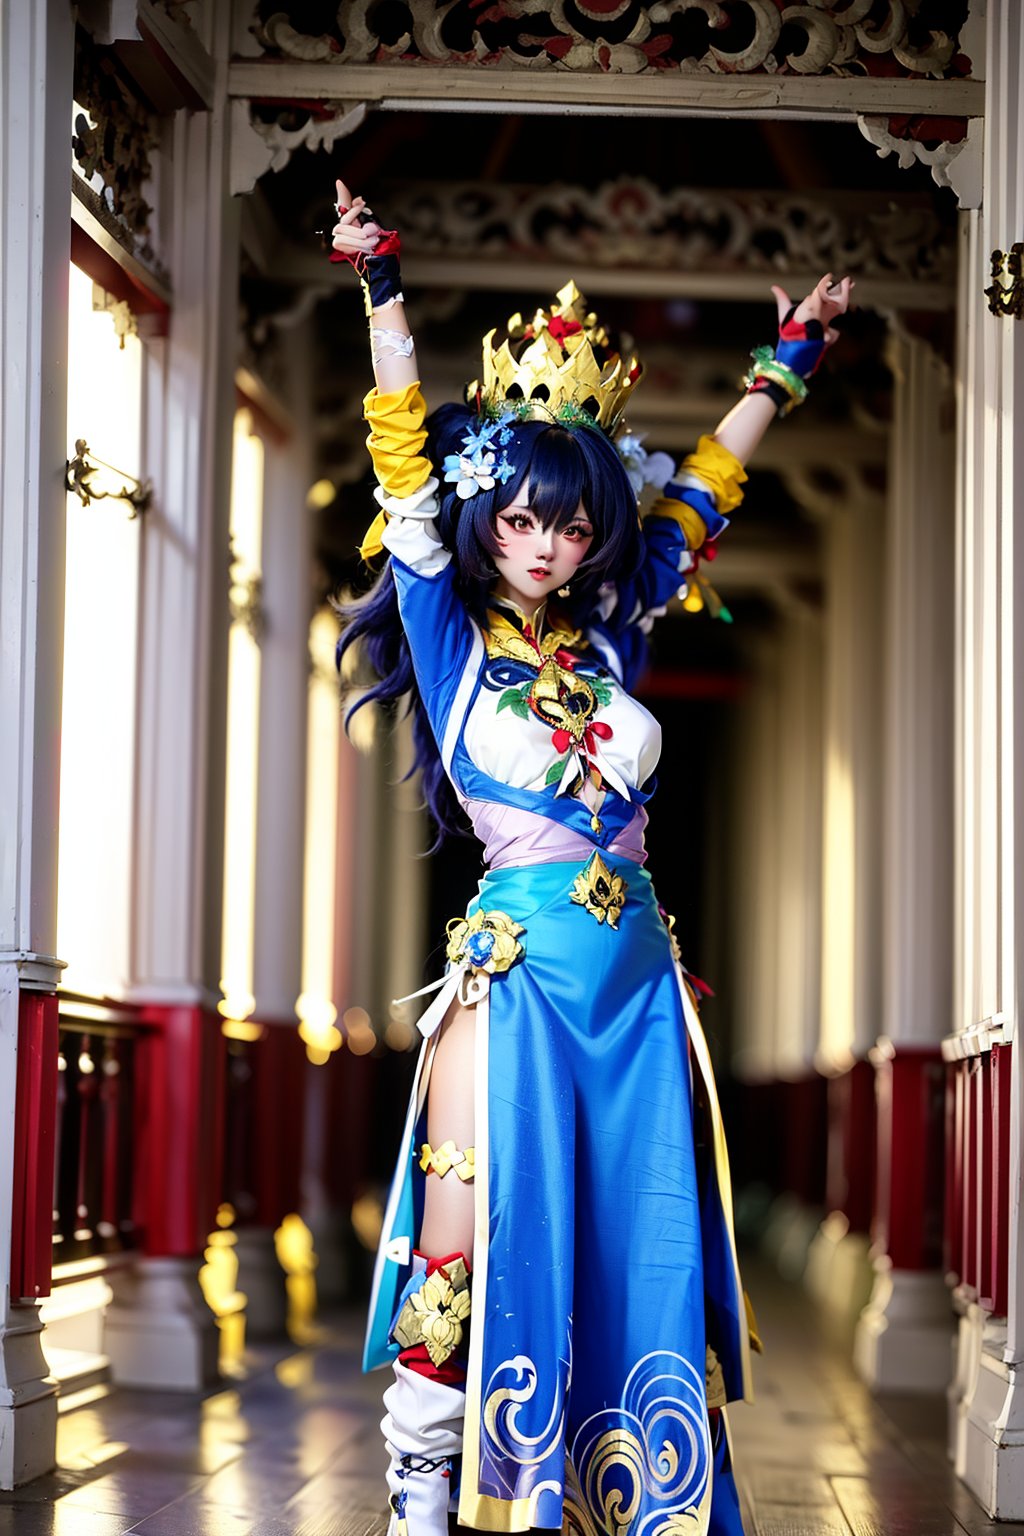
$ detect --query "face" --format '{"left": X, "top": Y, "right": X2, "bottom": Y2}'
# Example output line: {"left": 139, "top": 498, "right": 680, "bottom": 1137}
{"left": 491, "top": 480, "right": 594, "bottom": 613}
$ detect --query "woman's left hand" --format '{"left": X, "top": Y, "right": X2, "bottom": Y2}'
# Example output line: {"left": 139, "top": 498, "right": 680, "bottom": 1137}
{"left": 766, "top": 272, "right": 853, "bottom": 383}
{"left": 771, "top": 273, "right": 854, "bottom": 349}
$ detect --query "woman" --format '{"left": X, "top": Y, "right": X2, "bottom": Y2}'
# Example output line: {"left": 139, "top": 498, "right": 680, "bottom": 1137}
{"left": 331, "top": 179, "right": 850, "bottom": 1536}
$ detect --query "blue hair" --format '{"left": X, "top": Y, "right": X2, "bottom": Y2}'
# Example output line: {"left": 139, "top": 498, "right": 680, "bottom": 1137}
{"left": 337, "top": 403, "right": 644, "bottom": 843}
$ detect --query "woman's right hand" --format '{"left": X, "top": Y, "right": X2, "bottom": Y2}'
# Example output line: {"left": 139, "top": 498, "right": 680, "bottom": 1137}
{"left": 329, "top": 177, "right": 405, "bottom": 316}
{"left": 331, "top": 179, "right": 383, "bottom": 263}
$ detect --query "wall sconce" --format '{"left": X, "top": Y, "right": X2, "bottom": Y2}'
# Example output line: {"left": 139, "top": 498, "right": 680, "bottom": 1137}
{"left": 986, "top": 245, "right": 1024, "bottom": 319}
{"left": 66, "top": 439, "right": 152, "bottom": 516}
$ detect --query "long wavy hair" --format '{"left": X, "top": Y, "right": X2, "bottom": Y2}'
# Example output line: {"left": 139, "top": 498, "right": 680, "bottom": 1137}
{"left": 337, "top": 402, "right": 644, "bottom": 841}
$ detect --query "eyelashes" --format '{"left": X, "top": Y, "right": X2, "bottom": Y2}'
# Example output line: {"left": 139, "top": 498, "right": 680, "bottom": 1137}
{"left": 497, "top": 513, "right": 532, "bottom": 533}
{"left": 496, "top": 512, "right": 593, "bottom": 541}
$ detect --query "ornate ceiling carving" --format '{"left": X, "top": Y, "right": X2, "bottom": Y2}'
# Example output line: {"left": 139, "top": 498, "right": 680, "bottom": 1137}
{"left": 381, "top": 177, "right": 952, "bottom": 288}
{"left": 858, "top": 110, "right": 978, "bottom": 201}
{"left": 250, "top": 1, "right": 972, "bottom": 80}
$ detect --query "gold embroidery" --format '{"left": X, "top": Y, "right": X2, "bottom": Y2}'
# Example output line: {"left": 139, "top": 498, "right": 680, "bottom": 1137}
{"left": 419, "top": 1140, "right": 476, "bottom": 1182}
{"left": 528, "top": 656, "right": 598, "bottom": 744}
{"left": 392, "top": 1256, "right": 471, "bottom": 1366}
{"left": 485, "top": 608, "right": 599, "bottom": 747}
{"left": 445, "top": 908, "right": 524, "bottom": 974}
{"left": 570, "top": 851, "right": 627, "bottom": 928}
{"left": 484, "top": 605, "right": 585, "bottom": 666}
{"left": 572, "top": 1353, "right": 710, "bottom": 1532}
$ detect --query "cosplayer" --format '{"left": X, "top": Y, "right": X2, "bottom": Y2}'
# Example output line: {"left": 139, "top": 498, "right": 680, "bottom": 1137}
{"left": 331, "top": 178, "right": 850, "bottom": 1536}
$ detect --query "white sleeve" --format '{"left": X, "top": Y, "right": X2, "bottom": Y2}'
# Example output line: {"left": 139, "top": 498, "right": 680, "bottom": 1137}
{"left": 377, "top": 476, "right": 450, "bottom": 578}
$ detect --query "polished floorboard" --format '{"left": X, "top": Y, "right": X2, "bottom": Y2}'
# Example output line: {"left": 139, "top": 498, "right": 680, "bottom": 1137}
{"left": 3, "top": 1266, "right": 1022, "bottom": 1535}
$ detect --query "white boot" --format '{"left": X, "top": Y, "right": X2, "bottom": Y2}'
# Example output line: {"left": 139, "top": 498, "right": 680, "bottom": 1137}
{"left": 382, "top": 1359, "right": 465, "bottom": 1534}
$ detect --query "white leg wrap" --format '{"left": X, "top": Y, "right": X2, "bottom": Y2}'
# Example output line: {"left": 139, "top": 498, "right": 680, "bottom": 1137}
{"left": 382, "top": 1359, "right": 466, "bottom": 1535}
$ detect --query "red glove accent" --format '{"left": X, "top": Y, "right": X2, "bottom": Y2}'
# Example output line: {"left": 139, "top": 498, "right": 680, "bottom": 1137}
{"left": 328, "top": 223, "right": 402, "bottom": 271}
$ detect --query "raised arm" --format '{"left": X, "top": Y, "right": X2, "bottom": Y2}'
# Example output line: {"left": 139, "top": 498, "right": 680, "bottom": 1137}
{"left": 331, "top": 178, "right": 420, "bottom": 395}
{"left": 331, "top": 179, "right": 478, "bottom": 749}
{"left": 711, "top": 273, "right": 853, "bottom": 465}
{"left": 331, "top": 178, "right": 439, "bottom": 563}
{"left": 600, "top": 274, "right": 853, "bottom": 667}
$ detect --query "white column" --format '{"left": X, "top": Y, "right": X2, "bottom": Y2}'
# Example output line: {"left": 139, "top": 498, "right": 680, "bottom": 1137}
{"left": 252, "top": 327, "right": 313, "bottom": 1027}
{"left": 774, "top": 609, "right": 824, "bottom": 1082}
{"left": 738, "top": 618, "right": 827, "bottom": 1278}
{"left": 732, "top": 637, "right": 781, "bottom": 1084}
{"left": 239, "top": 328, "right": 314, "bottom": 1337}
{"left": 951, "top": 2, "right": 1024, "bottom": 1515}
{"left": 303, "top": 725, "right": 366, "bottom": 1308}
{"left": 854, "top": 329, "right": 956, "bottom": 1393}
{"left": 807, "top": 493, "right": 885, "bottom": 1315}
{"left": 880, "top": 331, "right": 955, "bottom": 1053}
{"left": 0, "top": 0, "right": 74, "bottom": 1487}
{"left": 819, "top": 497, "right": 885, "bottom": 1072}
{"left": 109, "top": 38, "right": 240, "bottom": 1389}
{"left": 130, "top": 107, "right": 240, "bottom": 1006}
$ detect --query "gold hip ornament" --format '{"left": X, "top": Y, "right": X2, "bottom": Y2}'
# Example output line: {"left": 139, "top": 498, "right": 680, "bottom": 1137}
{"left": 570, "top": 851, "right": 628, "bottom": 928}
{"left": 445, "top": 908, "right": 525, "bottom": 974}
{"left": 391, "top": 908, "right": 526, "bottom": 1040}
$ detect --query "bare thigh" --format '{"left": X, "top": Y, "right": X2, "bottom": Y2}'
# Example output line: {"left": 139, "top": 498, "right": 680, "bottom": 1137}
{"left": 418, "top": 997, "right": 476, "bottom": 1262}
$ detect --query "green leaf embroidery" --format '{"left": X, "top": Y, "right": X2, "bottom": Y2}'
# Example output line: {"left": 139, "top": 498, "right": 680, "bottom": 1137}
{"left": 498, "top": 684, "right": 533, "bottom": 721}
{"left": 591, "top": 678, "right": 613, "bottom": 707}
{"left": 545, "top": 755, "right": 569, "bottom": 786}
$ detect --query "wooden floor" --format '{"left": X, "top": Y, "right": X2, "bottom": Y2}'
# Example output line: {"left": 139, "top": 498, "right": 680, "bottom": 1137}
{"left": 3, "top": 1267, "right": 1022, "bottom": 1535}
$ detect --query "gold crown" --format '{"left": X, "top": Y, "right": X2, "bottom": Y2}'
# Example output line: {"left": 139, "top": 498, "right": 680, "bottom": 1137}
{"left": 466, "top": 280, "right": 643, "bottom": 435}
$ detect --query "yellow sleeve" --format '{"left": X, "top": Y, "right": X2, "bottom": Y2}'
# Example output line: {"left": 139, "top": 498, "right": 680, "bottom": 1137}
{"left": 363, "top": 381, "right": 433, "bottom": 500}
{"left": 680, "top": 434, "right": 748, "bottom": 517}
{"left": 646, "top": 496, "right": 709, "bottom": 550}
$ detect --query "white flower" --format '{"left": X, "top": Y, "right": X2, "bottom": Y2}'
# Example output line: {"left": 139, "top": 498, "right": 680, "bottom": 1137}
{"left": 615, "top": 432, "right": 674, "bottom": 496}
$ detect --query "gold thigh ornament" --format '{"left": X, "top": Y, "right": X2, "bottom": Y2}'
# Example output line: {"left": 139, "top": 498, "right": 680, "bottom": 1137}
{"left": 419, "top": 1139, "right": 476, "bottom": 1182}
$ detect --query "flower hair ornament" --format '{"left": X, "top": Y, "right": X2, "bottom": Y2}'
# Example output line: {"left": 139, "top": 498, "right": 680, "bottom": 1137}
{"left": 442, "top": 411, "right": 518, "bottom": 499}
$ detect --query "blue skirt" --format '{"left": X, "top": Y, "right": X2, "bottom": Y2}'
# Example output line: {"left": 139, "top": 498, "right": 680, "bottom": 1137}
{"left": 365, "top": 855, "right": 752, "bottom": 1534}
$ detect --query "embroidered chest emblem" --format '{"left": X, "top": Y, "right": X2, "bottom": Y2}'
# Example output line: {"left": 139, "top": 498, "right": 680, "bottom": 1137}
{"left": 485, "top": 608, "right": 617, "bottom": 812}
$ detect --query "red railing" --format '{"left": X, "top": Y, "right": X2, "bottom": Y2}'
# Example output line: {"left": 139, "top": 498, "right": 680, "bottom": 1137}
{"left": 943, "top": 1038, "right": 1012, "bottom": 1316}
{"left": 53, "top": 1002, "right": 140, "bottom": 1266}
{"left": 222, "top": 1022, "right": 305, "bottom": 1230}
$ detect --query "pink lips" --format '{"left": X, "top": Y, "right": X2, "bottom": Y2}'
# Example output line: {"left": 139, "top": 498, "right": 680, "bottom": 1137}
{"left": 529, "top": 567, "right": 551, "bottom": 580}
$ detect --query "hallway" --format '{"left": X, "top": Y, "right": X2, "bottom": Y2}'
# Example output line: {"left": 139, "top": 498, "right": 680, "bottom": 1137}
{"left": 2, "top": 1268, "right": 1016, "bottom": 1536}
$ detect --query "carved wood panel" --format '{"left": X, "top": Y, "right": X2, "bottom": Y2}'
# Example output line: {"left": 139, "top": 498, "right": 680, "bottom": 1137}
{"left": 249, "top": 1, "right": 972, "bottom": 80}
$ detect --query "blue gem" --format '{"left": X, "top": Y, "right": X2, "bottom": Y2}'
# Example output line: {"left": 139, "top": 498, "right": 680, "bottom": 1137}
{"left": 464, "top": 930, "right": 496, "bottom": 967}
